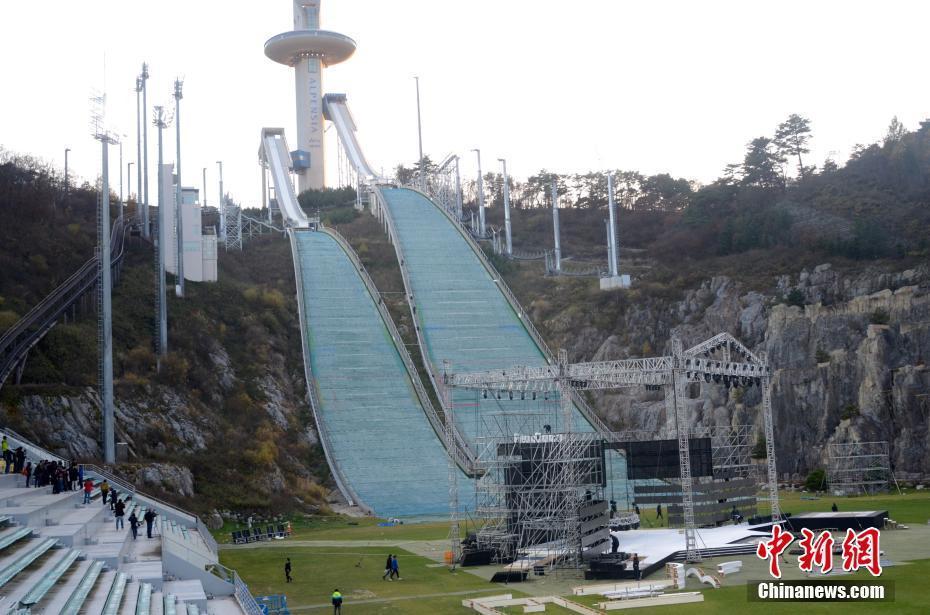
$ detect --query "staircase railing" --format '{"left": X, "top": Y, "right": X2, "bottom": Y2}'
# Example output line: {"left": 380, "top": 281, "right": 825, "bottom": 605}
{"left": 0, "top": 215, "right": 129, "bottom": 390}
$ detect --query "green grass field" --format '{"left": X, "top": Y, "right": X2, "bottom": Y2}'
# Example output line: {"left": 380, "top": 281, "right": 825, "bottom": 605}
{"left": 215, "top": 516, "right": 450, "bottom": 544}
{"left": 222, "top": 489, "right": 930, "bottom": 613}
{"left": 220, "top": 546, "right": 508, "bottom": 613}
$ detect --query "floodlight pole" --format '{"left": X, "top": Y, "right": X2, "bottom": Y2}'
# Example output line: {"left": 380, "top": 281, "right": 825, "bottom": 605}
{"left": 607, "top": 172, "right": 618, "bottom": 277}
{"left": 498, "top": 158, "right": 512, "bottom": 256}
{"left": 154, "top": 107, "right": 169, "bottom": 360}
{"left": 135, "top": 75, "right": 144, "bottom": 234}
{"left": 415, "top": 76, "right": 424, "bottom": 190}
{"left": 551, "top": 181, "right": 561, "bottom": 272}
{"left": 472, "top": 149, "right": 485, "bottom": 237}
{"left": 202, "top": 167, "right": 207, "bottom": 208}
{"left": 96, "top": 133, "right": 116, "bottom": 465}
{"left": 173, "top": 79, "right": 185, "bottom": 298}
{"left": 141, "top": 63, "right": 151, "bottom": 239}
{"left": 217, "top": 161, "right": 225, "bottom": 241}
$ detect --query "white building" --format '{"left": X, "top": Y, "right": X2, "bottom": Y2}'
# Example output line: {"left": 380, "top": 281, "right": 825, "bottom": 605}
{"left": 161, "top": 164, "right": 218, "bottom": 283}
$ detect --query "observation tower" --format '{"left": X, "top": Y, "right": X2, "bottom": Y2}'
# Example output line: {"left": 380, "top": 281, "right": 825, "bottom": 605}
{"left": 265, "top": 1, "right": 356, "bottom": 192}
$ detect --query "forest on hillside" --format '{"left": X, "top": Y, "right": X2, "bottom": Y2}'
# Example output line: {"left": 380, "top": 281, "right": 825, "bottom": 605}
{"left": 397, "top": 115, "right": 930, "bottom": 264}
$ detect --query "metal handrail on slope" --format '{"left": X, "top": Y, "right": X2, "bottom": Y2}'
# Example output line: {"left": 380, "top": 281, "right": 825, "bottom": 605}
{"left": 383, "top": 186, "right": 618, "bottom": 442}
{"left": 0, "top": 216, "right": 129, "bottom": 389}
{"left": 287, "top": 230, "right": 369, "bottom": 514}
{"left": 319, "top": 226, "right": 480, "bottom": 476}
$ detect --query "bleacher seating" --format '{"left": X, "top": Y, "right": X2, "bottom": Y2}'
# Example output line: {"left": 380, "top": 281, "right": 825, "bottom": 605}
{"left": 0, "top": 429, "right": 256, "bottom": 614}
{"left": 18, "top": 547, "right": 81, "bottom": 605}
{"left": 60, "top": 559, "right": 104, "bottom": 615}
{"left": 101, "top": 570, "right": 127, "bottom": 614}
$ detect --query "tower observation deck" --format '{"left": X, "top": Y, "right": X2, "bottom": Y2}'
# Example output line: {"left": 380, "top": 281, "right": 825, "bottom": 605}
{"left": 265, "top": 1, "right": 356, "bottom": 192}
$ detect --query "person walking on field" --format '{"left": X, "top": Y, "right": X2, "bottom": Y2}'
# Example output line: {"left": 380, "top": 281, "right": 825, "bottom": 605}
{"left": 390, "top": 554, "right": 400, "bottom": 580}
{"left": 285, "top": 558, "right": 292, "bottom": 583}
{"left": 382, "top": 554, "right": 393, "bottom": 580}
{"left": 331, "top": 588, "right": 343, "bottom": 614}
{"left": 656, "top": 503, "right": 663, "bottom": 525}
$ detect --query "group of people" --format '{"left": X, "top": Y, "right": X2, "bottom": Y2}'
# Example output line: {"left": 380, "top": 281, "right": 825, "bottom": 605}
{"left": 283, "top": 554, "right": 402, "bottom": 613}
{"left": 2, "top": 436, "right": 82, "bottom": 494}
{"left": 90, "top": 479, "right": 159, "bottom": 539}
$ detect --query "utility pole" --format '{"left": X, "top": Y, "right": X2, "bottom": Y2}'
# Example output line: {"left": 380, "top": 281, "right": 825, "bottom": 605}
{"left": 173, "top": 79, "right": 185, "bottom": 298}
{"left": 551, "top": 180, "right": 561, "bottom": 273}
{"left": 607, "top": 172, "right": 619, "bottom": 277}
{"left": 128, "top": 162, "right": 134, "bottom": 208}
{"left": 217, "top": 161, "right": 225, "bottom": 241}
{"left": 472, "top": 149, "right": 485, "bottom": 237}
{"left": 498, "top": 158, "right": 512, "bottom": 256}
{"left": 141, "top": 63, "right": 151, "bottom": 239}
{"left": 153, "top": 106, "right": 170, "bottom": 361}
{"left": 414, "top": 76, "right": 424, "bottom": 190}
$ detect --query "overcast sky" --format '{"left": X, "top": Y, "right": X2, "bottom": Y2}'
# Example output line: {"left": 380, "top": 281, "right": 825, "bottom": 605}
{"left": 2, "top": 0, "right": 929, "bottom": 206}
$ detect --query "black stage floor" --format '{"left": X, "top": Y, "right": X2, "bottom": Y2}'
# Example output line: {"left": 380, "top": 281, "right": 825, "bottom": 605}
{"left": 785, "top": 510, "right": 888, "bottom": 532}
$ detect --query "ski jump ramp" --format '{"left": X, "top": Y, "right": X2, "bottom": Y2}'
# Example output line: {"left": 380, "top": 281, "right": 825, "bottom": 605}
{"left": 260, "top": 125, "right": 470, "bottom": 516}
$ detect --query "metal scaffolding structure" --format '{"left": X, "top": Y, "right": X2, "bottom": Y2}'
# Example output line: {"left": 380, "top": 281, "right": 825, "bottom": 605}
{"left": 448, "top": 332, "right": 779, "bottom": 563}
{"left": 827, "top": 441, "right": 892, "bottom": 495}
{"left": 469, "top": 407, "right": 607, "bottom": 572}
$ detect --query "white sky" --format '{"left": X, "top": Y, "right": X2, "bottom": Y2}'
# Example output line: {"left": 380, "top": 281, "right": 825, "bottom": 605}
{"left": 2, "top": 0, "right": 929, "bottom": 206}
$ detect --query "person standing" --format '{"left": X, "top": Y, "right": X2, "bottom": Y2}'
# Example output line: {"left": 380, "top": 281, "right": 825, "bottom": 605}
{"left": 83, "top": 478, "right": 93, "bottom": 504}
{"left": 128, "top": 512, "right": 140, "bottom": 540}
{"left": 285, "top": 558, "right": 293, "bottom": 583}
{"left": 656, "top": 503, "right": 663, "bottom": 524}
{"left": 100, "top": 480, "right": 110, "bottom": 507}
{"left": 23, "top": 462, "right": 31, "bottom": 488}
{"left": 390, "top": 554, "right": 400, "bottom": 580}
{"left": 382, "top": 554, "right": 393, "bottom": 580}
{"left": 331, "top": 589, "right": 343, "bottom": 614}
{"left": 144, "top": 509, "right": 157, "bottom": 539}
{"left": 110, "top": 488, "right": 119, "bottom": 511}
{"left": 1, "top": 436, "right": 9, "bottom": 473}
{"left": 632, "top": 554, "right": 640, "bottom": 580}
{"left": 114, "top": 499, "right": 126, "bottom": 530}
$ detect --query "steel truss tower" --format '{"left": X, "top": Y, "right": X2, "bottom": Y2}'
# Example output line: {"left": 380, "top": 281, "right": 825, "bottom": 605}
{"left": 827, "top": 441, "right": 892, "bottom": 495}
{"left": 448, "top": 331, "right": 780, "bottom": 563}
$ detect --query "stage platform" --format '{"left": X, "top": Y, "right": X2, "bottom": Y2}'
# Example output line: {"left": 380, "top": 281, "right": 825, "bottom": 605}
{"left": 786, "top": 510, "right": 888, "bottom": 532}
{"left": 583, "top": 524, "right": 772, "bottom": 580}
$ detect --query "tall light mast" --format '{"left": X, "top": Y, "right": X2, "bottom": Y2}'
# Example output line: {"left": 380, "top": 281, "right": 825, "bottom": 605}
{"left": 472, "top": 149, "right": 485, "bottom": 237}
{"left": 498, "top": 158, "right": 512, "bottom": 256}
{"left": 141, "top": 63, "right": 151, "bottom": 239}
{"left": 264, "top": 0, "right": 357, "bottom": 192}
{"left": 173, "top": 79, "right": 185, "bottom": 298}
{"left": 91, "top": 94, "right": 117, "bottom": 465}
{"left": 154, "top": 107, "right": 170, "bottom": 360}
{"left": 135, "top": 75, "right": 144, "bottom": 232}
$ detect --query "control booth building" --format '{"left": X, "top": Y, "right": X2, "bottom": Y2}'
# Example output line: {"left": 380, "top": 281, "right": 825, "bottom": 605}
{"left": 161, "top": 164, "right": 218, "bottom": 283}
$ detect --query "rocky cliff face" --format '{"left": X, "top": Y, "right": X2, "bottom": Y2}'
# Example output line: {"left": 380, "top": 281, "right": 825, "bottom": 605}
{"left": 547, "top": 264, "right": 930, "bottom": 480}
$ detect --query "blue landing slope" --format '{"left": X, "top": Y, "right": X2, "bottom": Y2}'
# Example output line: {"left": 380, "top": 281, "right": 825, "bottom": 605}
{"left": 293, "top": 229, "right": 467, "bottom": 516}
{"left": 380, "top": 188, "right": 627, "bottom": 491}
